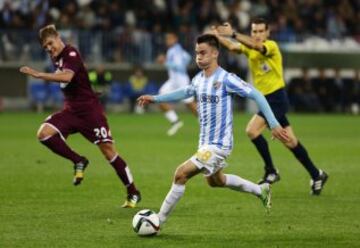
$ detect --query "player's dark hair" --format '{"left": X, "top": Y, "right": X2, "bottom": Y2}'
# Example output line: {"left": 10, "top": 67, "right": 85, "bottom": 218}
{"left": 251, "top": 17, "right": 269, "bottom": 30}
{"left": 39, "top": 24, "right": 58, "bottom": 44}
{"left": 196, "top": 34, "right": 219, "bottom": 50}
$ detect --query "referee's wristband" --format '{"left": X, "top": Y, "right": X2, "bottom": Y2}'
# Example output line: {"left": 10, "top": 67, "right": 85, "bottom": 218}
{"left": 231, "top": 32, "right": 237, "bottom": 39}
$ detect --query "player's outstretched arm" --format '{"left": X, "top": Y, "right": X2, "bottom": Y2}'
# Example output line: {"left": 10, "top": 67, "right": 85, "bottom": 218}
{"left": 138, "top": 87, "right": 194, "bottom": 108}
{"left": 217, "top": 22, "right": 265, "bottom": 53}
{"left": 247, "top": 89, "right": 289, "bottom": 142}
{"left": 20, "top": 66, "right": 74, "bottom": 83}
{"left": 219, "top": 36, "right": 242, "bottom": 53}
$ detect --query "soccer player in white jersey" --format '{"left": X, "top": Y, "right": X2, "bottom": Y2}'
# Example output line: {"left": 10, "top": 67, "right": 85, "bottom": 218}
{"left": 157, "top": 31, "right": 197, "bottom": 136}
{"left": 138, "top": 34, "right": 289, "bottom": 227}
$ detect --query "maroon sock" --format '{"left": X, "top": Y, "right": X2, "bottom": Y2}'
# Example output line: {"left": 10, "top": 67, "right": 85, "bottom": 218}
{"left": 40, "top": 134, "right": 83, "bottom": 164}
{"left": 110, "top": 155, "right": 138, "bottom": 195}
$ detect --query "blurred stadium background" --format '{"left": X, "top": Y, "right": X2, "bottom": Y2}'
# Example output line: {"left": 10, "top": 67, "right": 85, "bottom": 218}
{"left": 1, "top": 1, "right": 360, "bottom": 247}
{"left": 0, "top": 0, "right": 359, "bottom": 113}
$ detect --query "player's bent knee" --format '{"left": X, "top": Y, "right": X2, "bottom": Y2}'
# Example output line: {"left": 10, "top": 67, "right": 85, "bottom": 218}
{"left": 36, "top": 130, "right": 45, "bottom": 140}
{"left": 174, "top": 168, "right": 188, "bottom": 184}
{"left": 36, "top": 124, "right": 55, "bottom": 140}
{"left": 174, "top": 173, "right": 187, "bottom": 184}
{"left": 245, "top": 127, "right": 258, "bottom": 139}
{"left": 284, "top": 139, "right": 298, "bottom": 149}
{"left": 36, "top": 125, "right": 44, "bottom": 139}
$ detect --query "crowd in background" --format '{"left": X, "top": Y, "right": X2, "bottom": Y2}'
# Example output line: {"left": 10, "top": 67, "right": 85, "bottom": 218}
{"left": 287, "top": 69, "right": 360, "bottom": 114}
{"left": 1, "top": 0, "right": 359, "bottom": 40}
{"left": 0, "top": 0, "right": 359, "bottom": 62}
{"left": 1, "top": 0, "right": 359, "bottom": 113}
{"left": 29, "top": 65, "right": 359, "bottom": 114}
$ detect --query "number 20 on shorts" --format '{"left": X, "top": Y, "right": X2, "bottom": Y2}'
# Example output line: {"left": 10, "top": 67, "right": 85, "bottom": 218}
{"left": 93, "top": 127, "right": 108, "bottom": 139}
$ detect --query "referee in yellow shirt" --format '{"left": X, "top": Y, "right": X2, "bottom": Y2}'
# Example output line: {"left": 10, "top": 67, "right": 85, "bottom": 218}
{"left": 212, "top": 18, "right": 328, "bottom": 195}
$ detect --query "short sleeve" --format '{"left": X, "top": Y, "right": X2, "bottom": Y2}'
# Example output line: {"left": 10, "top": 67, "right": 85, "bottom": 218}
{"left": 62, "top": 49, "right": 81, "bottom": 73}
{"left": 224, "top": 73, "right": 253, "bottom": 97}
{"left": 262, "top": 40, "right": 278, "bottom": 57}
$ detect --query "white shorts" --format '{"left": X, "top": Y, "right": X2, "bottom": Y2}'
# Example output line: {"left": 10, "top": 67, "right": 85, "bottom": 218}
{"left": 159, "top": 75, "right": 194, "bottom": 104}
{"left": 190, "top": 145, "right": 231, "bottom": 176}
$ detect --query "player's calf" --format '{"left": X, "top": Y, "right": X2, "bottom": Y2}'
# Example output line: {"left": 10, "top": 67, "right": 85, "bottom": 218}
{"left": 206, "top": 175, "right": 226, "bottom": 188}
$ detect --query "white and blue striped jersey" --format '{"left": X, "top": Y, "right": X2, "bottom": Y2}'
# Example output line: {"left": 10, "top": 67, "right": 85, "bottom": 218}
{"left": 154, "top": 66, "right": 280, "bottom": 151}
{"left": 166, "top": 43, "right": 191, "bottom": 79}
{"left": 187, "top": 67, "right": 253, "bottom": 150}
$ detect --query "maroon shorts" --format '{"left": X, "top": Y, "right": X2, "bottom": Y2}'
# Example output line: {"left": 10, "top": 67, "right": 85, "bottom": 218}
{"left": 44, "top": 107, "right": 113, "bottom": 144}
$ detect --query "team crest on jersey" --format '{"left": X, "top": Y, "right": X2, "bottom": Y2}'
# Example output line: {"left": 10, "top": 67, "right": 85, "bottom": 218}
{"left": 261, "top": 62, "right": 271, "bottom": 72}
{"left": 212, "top": 81, "right": 221, "bottom": 89}
{"left": 69, "top": 51, "right": 76, "bottom": 57}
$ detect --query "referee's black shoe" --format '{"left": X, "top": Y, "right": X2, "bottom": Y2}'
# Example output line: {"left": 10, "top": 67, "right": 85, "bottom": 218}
{"left": 310, "top": 170, "right": 329, "bottom": 195}
{"left": 258, "top": 170, "right": 280, "bottom": 185}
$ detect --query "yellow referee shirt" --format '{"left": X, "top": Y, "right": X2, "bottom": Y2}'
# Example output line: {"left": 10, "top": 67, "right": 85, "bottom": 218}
{"left": 239, "top": 40, "right": 285, "bottom": 95}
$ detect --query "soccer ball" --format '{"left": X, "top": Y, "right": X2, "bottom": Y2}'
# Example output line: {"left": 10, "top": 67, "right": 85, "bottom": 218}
{"left": 132, "top": 209, "right": 160, "bottom": 236}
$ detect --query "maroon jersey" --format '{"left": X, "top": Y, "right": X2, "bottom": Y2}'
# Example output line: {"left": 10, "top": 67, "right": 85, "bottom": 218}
{"left": 53, "top": 45, "right": 100, "bottom": 113}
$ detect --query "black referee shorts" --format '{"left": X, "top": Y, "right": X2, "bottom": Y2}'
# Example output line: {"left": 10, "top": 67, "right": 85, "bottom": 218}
{"left": 257, "top": 88, "right": 290, "bottom": 128}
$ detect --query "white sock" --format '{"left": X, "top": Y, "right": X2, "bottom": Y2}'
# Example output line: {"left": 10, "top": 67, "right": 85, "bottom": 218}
{"left": 165, "top": 110, "right": 179, "bottom": 124}
{"left": 225, "top": 174, "right": 261, "bottom": 196}
{"left": 158, "top": 183, "right": 185, "bottom": 224}
{"left": 135, "top": 105, "right": 144, "bottom": 114}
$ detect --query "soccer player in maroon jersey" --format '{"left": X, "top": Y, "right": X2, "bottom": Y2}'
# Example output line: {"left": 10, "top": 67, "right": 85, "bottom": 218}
{"left": 19, "top": 24, "right": 141, "bottom": 208}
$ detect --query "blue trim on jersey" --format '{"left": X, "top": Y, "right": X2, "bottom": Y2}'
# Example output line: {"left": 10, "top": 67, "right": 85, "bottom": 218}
{"left": 208, "top": 69, "right": 222, "bottom": 143}
{"left": 195, "top": 67, "right": 259, "bottom": 151}
{"left": 217, "top": 82, "right": 228, "bottom": 149}
{"left": 200, "top": 76, "right": 209, "bottom": 145}
{"left": 228, "top": 107, "right": 234, "bottom": 150}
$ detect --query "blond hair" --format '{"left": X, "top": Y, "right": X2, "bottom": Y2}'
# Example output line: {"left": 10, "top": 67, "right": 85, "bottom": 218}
{"left": 39, "top": 24, "right": 58, "bottom": 44}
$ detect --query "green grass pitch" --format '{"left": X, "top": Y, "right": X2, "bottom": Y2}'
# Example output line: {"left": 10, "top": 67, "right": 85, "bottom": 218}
{"left": 1, "top": 112, "right": 360, "bottom": 248}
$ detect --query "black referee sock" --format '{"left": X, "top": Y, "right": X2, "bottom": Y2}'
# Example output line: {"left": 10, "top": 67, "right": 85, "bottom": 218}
{"left": 290, "top": 142, "right": 320, "bottom": 179}
{"left": 251, "top": 135, "right": 276, "bottom": 174}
